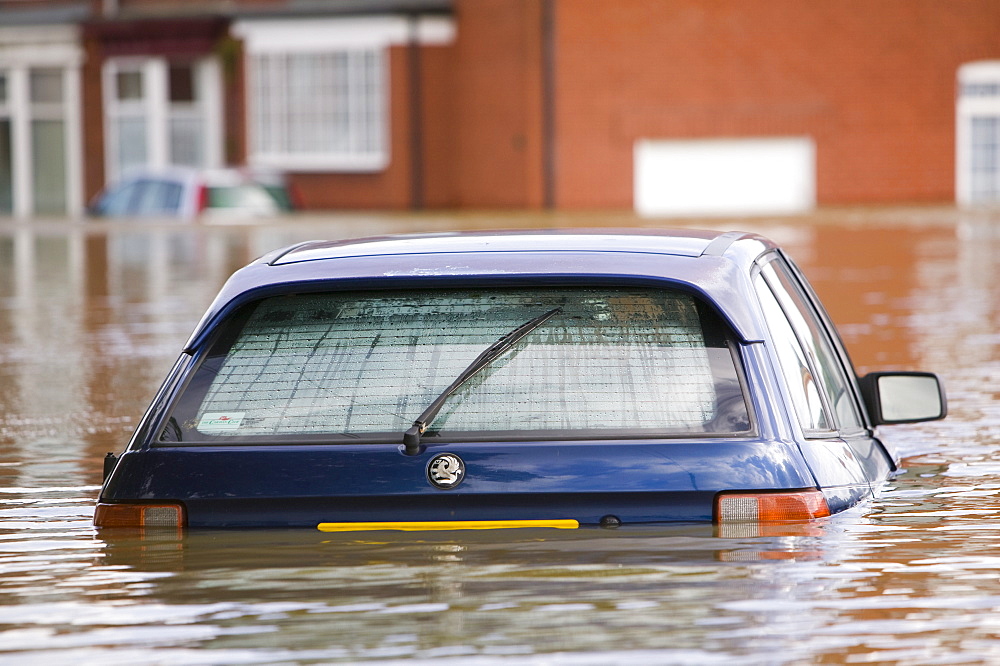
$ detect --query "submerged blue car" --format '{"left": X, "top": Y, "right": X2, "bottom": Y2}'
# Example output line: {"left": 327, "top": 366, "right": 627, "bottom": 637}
{"left": 95, "top": 229, "right": 946, "bottom": 531}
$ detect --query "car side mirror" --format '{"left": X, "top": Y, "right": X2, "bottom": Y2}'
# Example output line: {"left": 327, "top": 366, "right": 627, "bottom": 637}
{"left": 859, "top": 372, "right": 946, "bottom": 425}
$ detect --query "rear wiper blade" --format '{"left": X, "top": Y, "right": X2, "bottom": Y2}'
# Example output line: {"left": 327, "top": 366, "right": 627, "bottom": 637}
{"left": 402, "top": 307, "right": 561, "bottom": 455}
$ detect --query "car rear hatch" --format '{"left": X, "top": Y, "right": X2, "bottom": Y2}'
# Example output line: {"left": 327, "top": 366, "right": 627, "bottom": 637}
{"left": 100, "top": 437, "right": 820, "bottom": 528}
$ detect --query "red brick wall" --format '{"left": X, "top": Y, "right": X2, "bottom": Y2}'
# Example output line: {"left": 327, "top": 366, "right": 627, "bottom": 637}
{"left": 421, "top": 46, "right": 459, "bottom": 208}
{"left": 450, "top": 0, "right": 545, "bottom": 208}
{"left": 552, "top": 0, "right": 1000, "bottom": 208}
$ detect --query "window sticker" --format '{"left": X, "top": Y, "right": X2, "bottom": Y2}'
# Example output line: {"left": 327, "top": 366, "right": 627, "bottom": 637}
{"left": 198, "top": 412, "right": 246, "bottom": 432}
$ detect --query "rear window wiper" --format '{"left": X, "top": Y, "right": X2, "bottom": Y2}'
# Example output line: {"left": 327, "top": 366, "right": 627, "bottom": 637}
{"left": 402, "top": 307, "right": 562, "bottom": 455}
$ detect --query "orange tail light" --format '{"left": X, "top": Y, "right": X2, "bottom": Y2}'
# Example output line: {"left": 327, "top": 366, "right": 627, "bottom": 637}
{"left": 715, "top": 489, "right": 831, "bottom": 524}
{"left": 94, "top": 503, "right": 185, "bottom": 529}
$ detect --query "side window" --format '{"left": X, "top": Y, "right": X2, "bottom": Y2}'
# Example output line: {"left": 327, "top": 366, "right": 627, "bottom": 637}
{"left": 130, "top": 180, "right": 158, "bottom": 216}
{"left": 136, "top": 179, "right": 182, "bottom": 215}
{"left": 96, "top": 180, "right": 141, "bottom": 216}
{"left": 160, "top": 181, "right": 183, "bottom": 213}
{"left": 754, "top": 273, "right": 831, "bottom": 433}
{"left": 760, "top": 259, "right": 865, "bottom": 433}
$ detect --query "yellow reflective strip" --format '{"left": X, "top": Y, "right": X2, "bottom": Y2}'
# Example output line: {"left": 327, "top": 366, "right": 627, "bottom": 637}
{"left": 317, "top": 519, "right": 579, "bottom": 532}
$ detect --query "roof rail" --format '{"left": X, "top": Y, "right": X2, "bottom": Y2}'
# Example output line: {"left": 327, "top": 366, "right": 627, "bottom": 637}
{"left": 700, "top": 231, "right": 749, "bottom": 257}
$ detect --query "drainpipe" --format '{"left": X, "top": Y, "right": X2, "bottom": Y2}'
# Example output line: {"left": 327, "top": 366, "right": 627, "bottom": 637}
{"left": 541, "top": 0, "right": 556, "bottom": 209}
{"left": 408, "top": 14, "right": 424, "bottom": 210}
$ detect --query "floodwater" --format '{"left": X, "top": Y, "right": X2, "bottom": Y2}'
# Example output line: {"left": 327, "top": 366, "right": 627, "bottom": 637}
{"left": 0, "top": 208, "right": 998, "bottom": 664}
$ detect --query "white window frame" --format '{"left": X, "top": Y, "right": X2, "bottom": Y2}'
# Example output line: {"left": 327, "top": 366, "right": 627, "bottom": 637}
{"left": 0, "top": 68, "right": 13, "bottom": 215}
{"left": 102, "top": 56, "right": 223, "bottom": 183}
{"left": 234, "top": 16, "right": 454, "bottom": 173}
{"left": 957, "top": 61, "right": 1000, "bottom": 206}
{"left": 0, "top": 25, "right": 83, "bottom": 218}
{"left": 168, "top": 60, "right": 221, "bottom": 168}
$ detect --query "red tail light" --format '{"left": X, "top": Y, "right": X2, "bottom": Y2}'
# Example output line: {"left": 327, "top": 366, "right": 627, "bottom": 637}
{"left": 715, "top": 489, "right": 830, "bottom": 523}
{"left": 290, "top": 182, "right": 305, "bottom": 211}
{"left": 196, "top": 184, "right": 209, "bottom": 213}
{"left": 94, "top": 503, "right": 185, "bottom": 529}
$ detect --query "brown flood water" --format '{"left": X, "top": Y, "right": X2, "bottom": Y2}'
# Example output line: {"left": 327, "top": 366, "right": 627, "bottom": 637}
{"left": 0, "top": 208, "right": 998, "bottom": 664}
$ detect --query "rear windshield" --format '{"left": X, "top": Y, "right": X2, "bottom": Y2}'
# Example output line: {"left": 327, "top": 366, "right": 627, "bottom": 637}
{"left": 161, "top": 287, "right": 751, "bottom": 444}
{"left": 206, "top": 184, "right": 293, "bottom": 211}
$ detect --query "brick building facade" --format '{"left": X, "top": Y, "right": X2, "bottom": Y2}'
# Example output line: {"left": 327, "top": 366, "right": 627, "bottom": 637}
{"left": 2, "top": 0, "right": 1000, "bottom": 217}
{"left": 553, "top": 0, "right": 1000, "bottom": 211}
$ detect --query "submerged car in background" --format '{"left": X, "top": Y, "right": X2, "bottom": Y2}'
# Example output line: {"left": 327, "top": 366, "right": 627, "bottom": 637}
{"left": 95, "top": 230, "right": 946, "bottom": 531}
{"left": 87, "top": 166, "right": 297, "bottom": 221}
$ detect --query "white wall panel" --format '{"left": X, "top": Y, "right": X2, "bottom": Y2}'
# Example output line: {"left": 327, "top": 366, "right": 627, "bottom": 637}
{"left": 635, "top": 137, "right": 816, "bottom": 217}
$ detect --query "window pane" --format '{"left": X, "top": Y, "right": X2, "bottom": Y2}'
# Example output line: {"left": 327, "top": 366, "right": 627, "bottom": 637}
{"left": 30, "top": 68, "right": 62, "bottom": 104}
{"left": 356, "top": 50, "right": 382, "bottom": 153}
{"left": 762, "top": 262, "right": 863, "bottom": 431}
{"left": 169, "top": 63, "right": 195, "bottom": 103}
{"left": 132, "top": 179, "right": 183, "bottom": 216}
{"left": 115, "top": 116, "right": 147, "bottom": 175}
{"left": 169, "top": 115, "right": 203, "bottom": 166}
{"left": 206, "top": 184, "right": 280, "bottom": 212}
{"left": 755, "top": 275, "right": 830, "bottom": 432}
{"left": 971, "top": 116, "right": 1000, "bottom": 201}
{"left": 0, "top": 119, "right": 11, "bottom": 214}
{"left": 165, "top": 288, "right": 750, "bottom": 442}
{"left": 31, "top": 120, "right": 66, "bottom": 215}
{"left": 116, "top": 71, "right": 143, "bottom": 101}
{"left": 93, "top": 181, "right": 140, "bottom": 216}
{"left": 963, "top": 82, "right": 1000, "bottom": 97}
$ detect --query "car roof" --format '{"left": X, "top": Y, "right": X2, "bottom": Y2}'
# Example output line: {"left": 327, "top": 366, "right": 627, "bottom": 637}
{"left": 114, "top": 165, "right": 201, "bottom": 183}
{"left": 114, "top": 165, "right": 281, "bottom": 185}
{"left": 184, "top": 229, "right": 778, "bottom": 350}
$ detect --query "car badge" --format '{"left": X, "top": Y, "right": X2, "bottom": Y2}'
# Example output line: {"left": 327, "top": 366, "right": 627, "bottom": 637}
{"left": 427, "top": 453, "right": 465, "bottom": 489}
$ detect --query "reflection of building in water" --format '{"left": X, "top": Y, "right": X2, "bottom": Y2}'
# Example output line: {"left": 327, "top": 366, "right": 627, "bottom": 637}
{"left": 3, "top": 2, "right": 1000, "bottom": 217}
{"left": 803, "top": 226, "right": 934, "bottom": 373}
{"left": 794, "top": 212, "right": 1000, "bottom": 423}
{"left": 0, "top": 225, "right": 253, "bottom": 486}
{"left": 947, "top": 215, "right": 1000, "bottom": 372}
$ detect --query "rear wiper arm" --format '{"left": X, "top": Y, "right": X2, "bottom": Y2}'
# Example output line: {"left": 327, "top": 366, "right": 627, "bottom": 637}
{"left": 402, "top": 307, "right": 561, "bottom": 455}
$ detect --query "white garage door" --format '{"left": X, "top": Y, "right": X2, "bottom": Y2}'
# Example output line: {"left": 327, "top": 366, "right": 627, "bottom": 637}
{"left": 634, "top": 137, "right": 816, "bottom": 217}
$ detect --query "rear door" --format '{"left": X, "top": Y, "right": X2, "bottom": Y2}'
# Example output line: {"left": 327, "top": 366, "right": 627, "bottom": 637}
{"left": 116, "top": 283, "right": 793, "bottom": 526}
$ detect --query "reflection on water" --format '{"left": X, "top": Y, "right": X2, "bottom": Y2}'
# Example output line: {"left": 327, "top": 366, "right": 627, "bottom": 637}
{"left": 1, "top": 209, "right": 999, "bottom": 663}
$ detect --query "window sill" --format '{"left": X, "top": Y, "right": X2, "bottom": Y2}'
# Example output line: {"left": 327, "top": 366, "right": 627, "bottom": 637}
{"left": 248, "top": 153, "right": 389, "bottom": 174}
